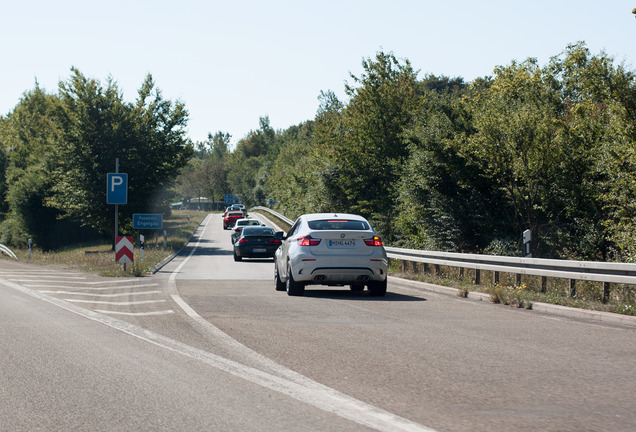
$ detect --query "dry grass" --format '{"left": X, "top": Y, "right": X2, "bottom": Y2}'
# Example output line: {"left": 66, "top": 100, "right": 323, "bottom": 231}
{"left": 389, "top": 260, "right": 636, "bottom": 316}
{"left": 1, "top": 210, "right": 207, "bottom": 277}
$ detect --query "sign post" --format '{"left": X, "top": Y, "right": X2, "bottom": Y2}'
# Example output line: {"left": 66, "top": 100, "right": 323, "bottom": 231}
{"left": 107, "top": 158, "right": 128, "bottom": 260}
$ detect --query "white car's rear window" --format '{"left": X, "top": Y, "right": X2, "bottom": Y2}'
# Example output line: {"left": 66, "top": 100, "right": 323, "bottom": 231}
{"left": 307, "top": 220, "right": 370, "bottom": 230}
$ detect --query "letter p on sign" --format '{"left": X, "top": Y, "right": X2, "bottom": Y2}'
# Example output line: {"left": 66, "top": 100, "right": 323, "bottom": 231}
{"left": 107, "top": 173, "right": 128, "bottom": 204}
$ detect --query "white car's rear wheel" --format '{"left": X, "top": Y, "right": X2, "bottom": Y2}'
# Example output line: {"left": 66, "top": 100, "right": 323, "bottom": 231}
{"left": 274, "top": 262, "right": 286, "bottom": 291}
{"left": 350, "top": 283, "right": 365, "bottom": 292}
{"left": 367, "top": 279, "right": 387, "bottom": 296}
{"left": 286, "top": 262, "right": 305, "bottom": 296}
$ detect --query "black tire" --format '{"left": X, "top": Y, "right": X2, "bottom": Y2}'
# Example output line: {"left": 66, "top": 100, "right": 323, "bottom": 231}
{"left": 233, "top": 251, "right": 242, "bottom": 261}
{"left": 367, "top": 279, "right": 387, "bottom": 296}
{"left": 274, "top": 262, "right": 286, "bottom": 291}
{"left": 350, "top": 283, "right": 365, "bottom": 292}
{"left": 286, "top": 262, "right": 305, "bottom": 296}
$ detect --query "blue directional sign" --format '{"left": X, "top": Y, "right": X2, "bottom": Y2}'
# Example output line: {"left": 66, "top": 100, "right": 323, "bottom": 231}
{"left": 107, "top": 173, "right": 128, "bottom": 204}
{"left": 133, "top": 214, "right": 163, "bottom": 229}
{"left": 224, "top": 194, "right": 239, "bottom": 204}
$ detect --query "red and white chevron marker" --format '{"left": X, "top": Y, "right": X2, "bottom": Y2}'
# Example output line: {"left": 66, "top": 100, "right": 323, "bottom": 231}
{"left": 115, "top": 236, "right": 134, "bottom": 264}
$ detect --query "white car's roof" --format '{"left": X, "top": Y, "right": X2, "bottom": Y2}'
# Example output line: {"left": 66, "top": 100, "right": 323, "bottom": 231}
{"left": 236, "top": 218, "right": 260, "bottom": 225}
{"left": 299, "top": 213, "right": 368, "bottom": 222}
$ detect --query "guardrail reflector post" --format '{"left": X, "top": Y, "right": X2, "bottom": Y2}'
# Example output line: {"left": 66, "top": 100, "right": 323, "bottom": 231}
{"left": 603, "top": 282, "right": 610, "bottom": 303}
{"left": 474, "top": 269, "right": 481, "bottom": 285}
{"left": 493, "top": 271, "right": 499, "bottom": 285}
{"left": 541, "top": 277, "right": 547, "bottom": 293}
{"left": 569, "top": 279, "right": 577, "bottom": 297}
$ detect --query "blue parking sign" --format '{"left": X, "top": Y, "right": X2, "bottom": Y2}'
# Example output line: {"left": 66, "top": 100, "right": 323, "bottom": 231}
{"left": 107, "top": 173, "right": 128, "bottom": 204}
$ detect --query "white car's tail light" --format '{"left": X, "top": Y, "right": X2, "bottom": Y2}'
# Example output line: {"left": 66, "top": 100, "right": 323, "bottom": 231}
{"left": 364, "top": 236, "right": 383, "bottom": 246}
{"left": 297, "top": 235, "right": 321, "bottom": 246}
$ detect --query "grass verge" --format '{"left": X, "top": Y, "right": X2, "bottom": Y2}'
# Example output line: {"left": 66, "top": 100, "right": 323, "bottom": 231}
{"left": 390, "top": 260, "right": 636, "bottom": 316}
{"left": 1, "top": 210, "right": 207, "bottom": 277}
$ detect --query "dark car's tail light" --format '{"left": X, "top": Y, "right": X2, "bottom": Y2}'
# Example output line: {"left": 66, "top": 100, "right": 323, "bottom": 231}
{"left": 297, "top": 235, "right": 321, "bottom": 246}
{"left": 269, "top": 239, "right": 282, "bottom": 245}
{"left": 238, "top": 238, "right": 250, "bottom": 244}
{"left": 364, "top": 236, "right": 383, "bottom": 246}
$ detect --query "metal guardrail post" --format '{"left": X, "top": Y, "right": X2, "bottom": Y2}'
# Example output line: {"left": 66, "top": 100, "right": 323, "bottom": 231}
{"left": 541, "top": 277, "right": 547, "bottom": 293}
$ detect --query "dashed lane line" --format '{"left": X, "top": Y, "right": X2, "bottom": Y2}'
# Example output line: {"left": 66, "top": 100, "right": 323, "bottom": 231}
{"left": 20, "top": 283, "right": 159, "bottom": 290}
{"left": 93, "top": 309, "right": 175, "bottom": 316}
{"left": 66, "top": 299, "right": 167, "bottom": 306}
{"left": 40, "top": 290, "right": 162, "bottom": 297}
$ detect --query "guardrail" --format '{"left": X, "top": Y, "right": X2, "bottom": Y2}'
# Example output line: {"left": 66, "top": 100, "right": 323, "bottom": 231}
{"left": 251, "top": 206, "right": 294, "bottom": 226}
{"left": 251, "top": 206, "right": 635, "bottom": 301}
{"left": 0, "top": 243, "right": 18, "bottom": 260}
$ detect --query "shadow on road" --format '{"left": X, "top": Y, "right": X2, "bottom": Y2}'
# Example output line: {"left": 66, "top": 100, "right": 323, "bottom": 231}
{"left": 299, "top": 289, "right": 426, "bottom": 302}
{"left": 178, "top": 242, "right": 233, "bottom": 256}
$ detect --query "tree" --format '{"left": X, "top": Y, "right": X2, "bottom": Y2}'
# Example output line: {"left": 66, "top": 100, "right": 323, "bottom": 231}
{"left": 48, "top": 69, "right": 192, "bottom": 239}
{"left": 226, "top": 117, "right": 277, "bottom": 206}
{"left": 396, "top": 75, "right": 513, "bottom": 251}
{"left": 0, "top": 85, "right": 66, "bottom": 249}
{"left": 316, "top": 51, "right": 421, "bottom": 239}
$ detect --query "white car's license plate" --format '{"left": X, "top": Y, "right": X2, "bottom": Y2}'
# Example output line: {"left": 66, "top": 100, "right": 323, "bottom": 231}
{"left": 328, "top": 239, "right": 356, "bottom": 248}
{"left": 253, "top": 248, "right": 266, "bottom": 253}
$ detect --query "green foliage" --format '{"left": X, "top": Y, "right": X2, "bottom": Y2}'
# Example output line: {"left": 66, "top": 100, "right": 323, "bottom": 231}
{"left": 0, "top": 70, "right": 191, "bottom": 249}
{"left": 2, "top": 44, "right": 636, "bottom": 264}
{"left": 311, "top": 51, "right": 421, "bottom": 240}
{"left": 0, "top": 85, "right": 63, "bottom": 249}
{"left": 47, "top": 69, "right": 192, "bottom": 238}
{"left": 225, "top": 116, "right": 278, "bottom": 206}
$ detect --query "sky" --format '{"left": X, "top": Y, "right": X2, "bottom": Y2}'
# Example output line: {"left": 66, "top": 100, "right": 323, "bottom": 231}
{"left": 2, "top": 1, "right": 635, "bottom": 147}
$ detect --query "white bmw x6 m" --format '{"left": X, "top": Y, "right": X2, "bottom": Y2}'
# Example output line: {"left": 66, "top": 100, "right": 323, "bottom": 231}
{"left": 274, "top": 213, "right": 388, "bottom": 296}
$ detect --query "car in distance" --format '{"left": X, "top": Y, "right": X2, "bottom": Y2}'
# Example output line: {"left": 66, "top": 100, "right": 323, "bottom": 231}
{"left": 274, "top": 213, "right": 388, "bottom": 296}
{"left": 223, "top": 211, "right": 245, "bottom": 229}
{"left": 231, "top": 218, "right": 263, "bottom": 243}
{"left": 233, "top": 226, "right": 283, "bottom": 261}
{"left": 223, "top": 204, "right": 247, "bottom": 217}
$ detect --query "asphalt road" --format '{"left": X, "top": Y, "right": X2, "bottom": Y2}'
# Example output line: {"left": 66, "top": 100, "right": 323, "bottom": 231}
{"left": 1, "top": 213, "right": 635, "bottom": 431}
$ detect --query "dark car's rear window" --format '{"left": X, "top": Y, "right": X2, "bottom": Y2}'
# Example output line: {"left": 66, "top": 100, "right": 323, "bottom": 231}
{"left": 243, "top": 227, "right": 274, "bottom": 236}
{"left": 307, "top": 220, "right": 370, "bottom": 231}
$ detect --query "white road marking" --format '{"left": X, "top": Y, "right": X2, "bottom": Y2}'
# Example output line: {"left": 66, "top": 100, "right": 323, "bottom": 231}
{"left": 2, "top": 273, "right": 435, "bottom": 432}
{"left": 94, "top": 309, "right": 175, "bottom": 316}
{"left": 0, "top": 215, "right": 436, "bottom": 432}
{"left": 165, "top": 214, "right": 437, "bottom": 432}
{"left": 11, "top": 278, "right": 138, "bottom": 285}
{"left": 8, "top": 276, "right": 87, "bottom": 281}
{"left": 66, "top": 299, "right": 167, "bottom": 305}
{"left": 0, "top": 271, "right": 84, "bottom": 275}
{"left": 41, "top": 290, "right": 162, "bottom": 297}
{"left": 21, "top": 283, "right": 159, "bottom": 290}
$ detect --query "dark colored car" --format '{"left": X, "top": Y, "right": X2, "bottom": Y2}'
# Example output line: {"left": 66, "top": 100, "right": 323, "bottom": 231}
{"left": 233, "top": 226, "right": 283, "bottom": 261}
{"left": 223, "top": 211, "right": 244, "bottom": 229}
{"left": 231, "top": 218, "right": 262, "bottom": 243}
